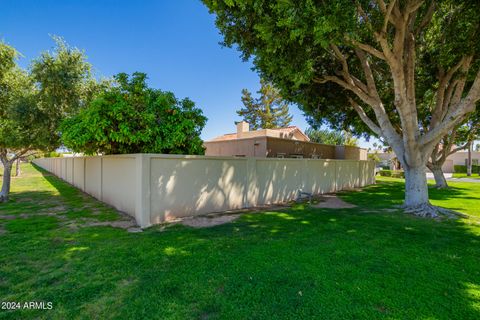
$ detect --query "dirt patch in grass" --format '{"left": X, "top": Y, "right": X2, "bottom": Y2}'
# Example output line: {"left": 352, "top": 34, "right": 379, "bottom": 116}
{"left": 168, "top": 204, "right": 291, "bottom": 228}
{"left": 181, "top": 214, "right": 241, "bottom": 228}
{"left": 174, "top": 194, "right": 358, "bottom": 228}
{"left": 311, "top": 194, "right": 357, "bottom": 209}
{"left": 0, "top": 214, "right": 28, "bottom": 220}
{"left": 84, "top": 220, "right": 137, "bottom": 229}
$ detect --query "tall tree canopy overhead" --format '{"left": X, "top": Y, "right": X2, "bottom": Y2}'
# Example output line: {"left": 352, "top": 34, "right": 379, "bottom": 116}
{"left": 204, "top": 0, "right": 480, "bottom": 217}
{"left": 0, "top": 39, "right": 93, "bottom": 202}
{"left": 61, "top": 72, "right": 207, "bottom": 155}
{"left": 237, "top": 79, "right": 292, "bottom": 130}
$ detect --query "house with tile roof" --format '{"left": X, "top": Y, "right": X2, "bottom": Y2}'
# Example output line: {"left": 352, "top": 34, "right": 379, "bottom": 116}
{"left": 204, "top": 121, "right": 367, "bottom": 160}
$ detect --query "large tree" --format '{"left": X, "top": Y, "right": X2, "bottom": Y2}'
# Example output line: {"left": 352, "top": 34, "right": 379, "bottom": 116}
{"left": 305, "top": 127, "right": 358, "bottom": 146}
{"left": 0, "top": 39, "right": 93, "bottom": 202}
{"left": 61, "top": 72, "right": 207, "bottom": 155}
{"left": 204, "top": 0, "right": 480, "bottom": 217}
{"left": 237, "top": 79, "right": 292, "bottom": 129}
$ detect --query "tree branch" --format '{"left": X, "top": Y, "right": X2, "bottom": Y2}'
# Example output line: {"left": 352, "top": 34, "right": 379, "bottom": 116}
{"left": 348, "top": 98, "right": 383, "bottom": 136}
{"left": 382, "top": 0, "right": 397, "bottom": 33}
{"left": 448, "top": 142, "right": 470, "bottom": 156}
{"left": 415, "top": 1, "right": 436, "bottom": 36}
{"left": 347, "top": 38, "right": 386, "bottom": 60}
{"left": 355, "top": 48, "right": 380, "bottom": 98}
{"left": 431, "top": 56, "right": 471, "bottom": 128}
{"left": 406, "top": 0, "right": 425, "bottom": 14}
{"left": 421, "top": 68, "right": 480, "bottom": 147}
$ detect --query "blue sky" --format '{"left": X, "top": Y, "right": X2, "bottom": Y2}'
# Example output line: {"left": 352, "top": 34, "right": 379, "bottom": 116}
{"left": 1, "top": 0, "right": 375, "bottom": 147}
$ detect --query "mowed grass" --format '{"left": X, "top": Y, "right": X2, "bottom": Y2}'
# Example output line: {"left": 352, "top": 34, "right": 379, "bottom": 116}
{"left": 342, "top": 176, "right": 480, "bottom": 218}
{"left": 452, "top": 172, "right": 480, "bottom": 179}
{"left": 0, "top": 164, "right": 479, "bottom": 319}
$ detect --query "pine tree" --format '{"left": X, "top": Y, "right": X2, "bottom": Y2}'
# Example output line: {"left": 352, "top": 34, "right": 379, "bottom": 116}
{"left": 237, "top": 79, "right": 292, "bottom": 130}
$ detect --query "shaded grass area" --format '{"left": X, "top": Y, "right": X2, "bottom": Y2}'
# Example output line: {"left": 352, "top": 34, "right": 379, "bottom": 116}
{"left": 0, "top": 165, "right": 479, "bottom": 319}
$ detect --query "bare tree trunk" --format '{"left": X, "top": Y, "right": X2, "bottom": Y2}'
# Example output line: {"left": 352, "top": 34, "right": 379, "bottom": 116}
{"left": 403, "top": 165, "right": 433, "bottom": 216}
{"left": 467, "top": 141, "right": 473, "bottom": 176}
{"left": 0, "top": 162, "right": 12, "bottom": 202}
{"left": 431, "top": 165, "right": 448, "bottom": 188}
{"left": 15, "top": 158, "right": 20, "bottom": 177}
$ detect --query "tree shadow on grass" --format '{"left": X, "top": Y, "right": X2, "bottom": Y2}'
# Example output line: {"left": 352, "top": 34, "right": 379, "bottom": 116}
{"left": 151, "top": 207, "right": 480, "bottom": 319}
{"left": 6, "top": 205, "right": 478, "bottom": 319}
{"left": 1, "top": 166, "right": 480, "bottom": 319}
{"left": 30, "top": 163, "right": 123, "bottom": 215}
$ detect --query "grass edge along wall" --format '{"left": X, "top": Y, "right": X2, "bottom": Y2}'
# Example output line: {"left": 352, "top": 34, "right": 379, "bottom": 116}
{"left": 33, "top": 154, "right": 376, "bottom": 228}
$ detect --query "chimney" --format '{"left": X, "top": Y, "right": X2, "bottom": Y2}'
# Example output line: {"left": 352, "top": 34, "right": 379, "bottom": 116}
{"left": 236, "top": 121, "right": 249, "bottom": 138}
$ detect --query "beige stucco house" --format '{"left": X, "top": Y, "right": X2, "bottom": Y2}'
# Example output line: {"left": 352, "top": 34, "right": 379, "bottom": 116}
{"left": 204, "top": 121, "right": 367, "bottom": 160}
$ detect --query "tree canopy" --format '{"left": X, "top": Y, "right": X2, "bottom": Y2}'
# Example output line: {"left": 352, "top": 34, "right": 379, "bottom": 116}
{"left": 0, "top": 39, "right": 93, "bottom": 201}
{"left": 204, "top": 0, "right": 480, "bottom": 217}
{"left": 305, "top": 128, "right": 358, "bottom": 146}
{"left": 237, "top": 79, "right": 292, "bottom": 130}
{"left": 61, "top": 72, "right": 207, "bottom": 155}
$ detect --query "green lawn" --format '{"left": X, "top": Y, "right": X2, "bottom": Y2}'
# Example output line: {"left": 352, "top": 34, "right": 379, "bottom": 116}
{"left": 1, "top": 164, "right": 480, "bottom": 319}
{"left": 342, "top": 176, "right": 480, "bottom": 218}
{"left": 452, "top": 172, "right": 480, "bottom": 179}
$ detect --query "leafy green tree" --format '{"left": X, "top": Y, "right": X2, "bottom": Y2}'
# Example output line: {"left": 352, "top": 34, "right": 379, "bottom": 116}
{"left": 204, "top": 0, "right": 480, "bottom": 217}
{"left": 368, "top": 151, "right": 382, "bottom": 165}
{"left": 61, "top": 72, "right": 207, "bottom": 155}
{"left": 0, "top": 39, "right": 92, "bottom": 201}
{"left": 237, "top": 79, "right": 292, "bottom": 130}
{"left": 305, "top": 128, "right": 358, "bottom": 146}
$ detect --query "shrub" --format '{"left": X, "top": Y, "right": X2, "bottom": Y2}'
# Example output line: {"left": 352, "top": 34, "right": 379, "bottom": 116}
{"left": 391, "top": 171, "right": 405, "bottom": 178}
{"left": 43, "top": 151, "right": 62, "bottom": 158}
{"left": 454, "top": 165, "right": 480, "bottom": 173}
{"left": 379, "top": 170, "right": 405, "bottom": 178}
{"left": 379, "top": 170, "right": 392, "bottom": 176}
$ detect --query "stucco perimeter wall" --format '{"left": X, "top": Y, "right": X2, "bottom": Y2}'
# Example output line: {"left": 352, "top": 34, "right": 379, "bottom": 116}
{"left": 34, "top": 155, "right": 136, "bottom": 219}
{"left": 335, "top": 146, "right": 368, "bottom": 161}
{"left": 34, "top": 155, "right": 375, "bottom": 228}
{"left": 149, "top": 157, "right": 247, "bottom": 223}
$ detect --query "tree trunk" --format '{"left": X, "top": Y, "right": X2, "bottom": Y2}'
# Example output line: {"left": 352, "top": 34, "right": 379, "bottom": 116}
{"left": 431, "top": 165, "right": 448, "bottom": 188}
{"left": 0, "top": 162, "right": 12, "bottom": 202}
{"left": 15, "top": 158, "right": 20, "bottom": 177}
{"left": 403, "top": 165, "right": 432, "bottom": 215}
{"left": 467, "top": 142, "right": 473, "bottom": 176}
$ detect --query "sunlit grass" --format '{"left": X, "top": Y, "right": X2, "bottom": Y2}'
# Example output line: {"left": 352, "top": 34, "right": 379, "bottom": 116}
{"left": 343, "top": 176, "right": 480, "bottom": 217}
{"left": 0, "top": 164, "right": 479, "bottom": 319}
{"left": 452, "top": 172, "right": 480, "bottom": 179}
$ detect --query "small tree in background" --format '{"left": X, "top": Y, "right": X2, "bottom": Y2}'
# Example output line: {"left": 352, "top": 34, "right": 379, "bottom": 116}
{"left": 61, "top": 72, "right": 207, "bottom": 155}
{"left": 237, "top": 79, "right": 292, "bottom": 130}
{"left": 427, "top": 114, "right": 480, "bottom": 187}
{"left": 0, "top": 39, "right": 92, "bottom": 202}
{"left": 305, "top": 128, "right": 358, "bottom": 146}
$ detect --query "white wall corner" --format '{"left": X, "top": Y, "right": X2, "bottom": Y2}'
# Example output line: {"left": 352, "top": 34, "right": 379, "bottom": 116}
{"left": 135, "top": 154, "right": 152, "bottom": 228}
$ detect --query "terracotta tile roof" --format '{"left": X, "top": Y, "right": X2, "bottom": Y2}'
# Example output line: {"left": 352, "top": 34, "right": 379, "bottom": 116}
{"left": 208, "top": 126, "right": 310, "bottom": 142}
{"left": 270, "top": 126, "right": 299, "bottom": 132}
{"left": 210, "top": 133, "right": 238, "bottom": 141}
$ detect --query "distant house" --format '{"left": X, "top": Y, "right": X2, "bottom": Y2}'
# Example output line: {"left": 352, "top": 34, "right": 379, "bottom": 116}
{"left": 204, "top": 121, "right": 367, "bottom": 160}
{"left": 441, "top": 151, "right": 480, "bottom": 172}
{"left": 373, "top": 150, "right": 480, "bottom": 173}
